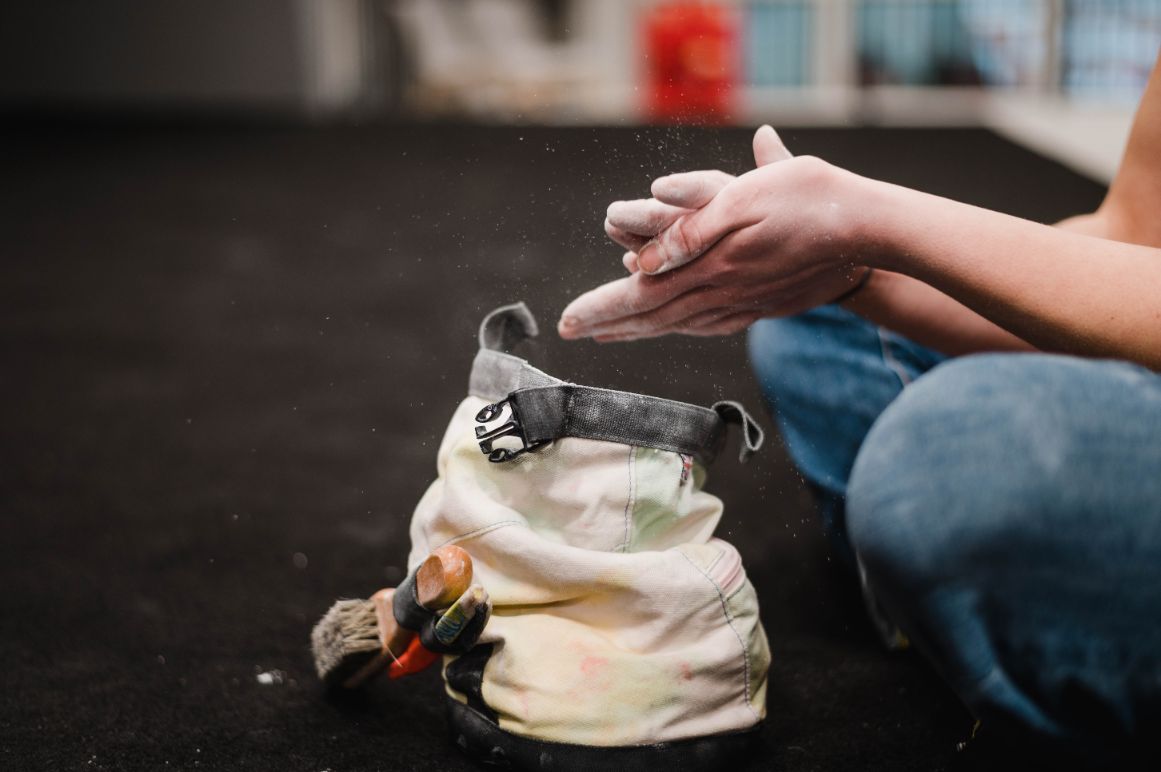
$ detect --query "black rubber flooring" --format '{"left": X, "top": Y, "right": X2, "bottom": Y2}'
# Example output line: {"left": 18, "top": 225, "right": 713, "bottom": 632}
{"left": 0, "top": 123, "right": 1105, "bottom": 770}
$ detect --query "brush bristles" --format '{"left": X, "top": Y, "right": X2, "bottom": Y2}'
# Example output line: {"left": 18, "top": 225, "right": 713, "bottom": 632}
{"left": 310, "top": 598, "right": 381, "bottom": 682}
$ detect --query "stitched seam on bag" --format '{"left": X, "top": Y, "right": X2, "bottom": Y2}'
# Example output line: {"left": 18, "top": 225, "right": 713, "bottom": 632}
{"left": 725, "top": 583, "right": 748, "bottom": 602}
{"left": 617, "top": 446, "right": 637, "bottom": 553}
{"left": 435, "top": 519, "right": 528, "bottom": 549}
{"left": 676, "top": 550, "right": 759, "bottom": 720}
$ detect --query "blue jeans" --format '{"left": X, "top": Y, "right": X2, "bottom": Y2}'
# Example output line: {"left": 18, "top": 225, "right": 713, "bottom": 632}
{"left": 748, "top": 306, "right": 1161, "bottom": 759}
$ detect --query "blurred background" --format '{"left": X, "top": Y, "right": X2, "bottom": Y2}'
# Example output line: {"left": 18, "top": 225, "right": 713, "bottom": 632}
{"left": 4, "top": 0, "right": 1160, "bottom": 180}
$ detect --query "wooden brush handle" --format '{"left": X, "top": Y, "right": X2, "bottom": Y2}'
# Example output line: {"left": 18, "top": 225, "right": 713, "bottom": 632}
{"left": 342, "top": 547, "right": 476, "bottom": 687}
{"left": 416, "top": 545, "right": 473, "bottom": 609}
{"left": 370, "top": 588, "right": 412, "bottom": 653}
{"left": 372, "top": 545, "right": 474, "bottom": 654}
{"left": 340, "top": 588, "right": 415, "bottom": 689}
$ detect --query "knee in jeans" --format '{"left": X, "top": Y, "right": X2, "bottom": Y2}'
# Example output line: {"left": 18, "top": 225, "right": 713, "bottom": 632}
{"left": 846, "top": 354, "right": 1074, "bottom": 594}
{"left": 747, "top": 306, "right": 877, "bottom": 413}
{"left": 746, "top": 316, "right": 816, "bottom": 403}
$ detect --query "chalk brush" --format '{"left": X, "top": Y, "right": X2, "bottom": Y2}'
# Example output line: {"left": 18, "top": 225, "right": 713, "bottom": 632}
{"left": 311, "top": 545, "right": 474, "bottom": 690}
{"left": 417, "top": 545, "right": 473, "bottom": 608}
{"left": 433, "top": 584, "right": 490, "bottom": 647}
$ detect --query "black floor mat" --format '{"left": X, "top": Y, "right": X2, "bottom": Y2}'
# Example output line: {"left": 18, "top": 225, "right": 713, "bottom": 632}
{"left": 0, "top": 123, "right": 1105, "bottom": 770}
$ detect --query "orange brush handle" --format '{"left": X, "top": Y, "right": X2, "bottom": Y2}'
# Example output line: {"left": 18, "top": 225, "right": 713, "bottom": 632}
{"left": 373, "top": 545, "right": 475, "bottom": 679}
{"left": 386, "top": 636, "right": 441, "bottom": 678}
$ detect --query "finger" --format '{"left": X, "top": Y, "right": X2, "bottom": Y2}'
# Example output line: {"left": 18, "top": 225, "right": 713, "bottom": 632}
{"left": 605, "top": 218, "right": 650, "bottom": 252}
{"left": 753, "top": 124, "right": 793, "bottom": 166}
{"left": 622, "top": 251, "right": 640, "bottom": 273}
{"left": 558, "top": 270, "right": 694, "bottom": 338}
{"left": 672, "top": 305, "right": 747, "bottom": 330}
{"left": 579, "top": 286, "right": 735, "bottom": 339}
{"left": 682, "top": 311, "right": 761, "bottom": 337}
{"left": 636, "top": 190, "right": 751, "bottom": 275}
{"left": 650, "top": 170, "right": 735, "bottom": 209}
{"left": 593, "top": 321, "right": 685, "bottom": 343}
{"left": 606, "top": 199, "right": 689, "bottom": 237}
{"left": 582, "top": 228, "right": 764, "bottom": 336}
{"left": 594, "top": 304, "right": 747, "bottom": 343}
{"left": 592, "top": 331, "right": 647, "bottom": 343}
{"left": 593, "top": 307, "right": 743, "bottom": 343}
{"left": 677, "top": 304, "right": 758, "bottom": 329}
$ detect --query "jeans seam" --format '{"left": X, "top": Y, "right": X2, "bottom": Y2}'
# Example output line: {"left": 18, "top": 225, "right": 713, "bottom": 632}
{"left": 876, "top": 327, "right": 913, "bottom": 388}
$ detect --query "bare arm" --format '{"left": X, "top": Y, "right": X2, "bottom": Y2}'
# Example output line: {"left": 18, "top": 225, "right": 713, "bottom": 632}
{"left": 838, "top": 213, "right": 1117, "bottom": 356}
{"left": 561, "top": 53, "right": 1161, "bottom": 370}
{"left": 1101, "top": 52, "right": 1161, "bottom": 247}
{"left": 840, "top": 270, "right": 1034, "bottom": 356}
{"left": 850, "top": 177, "right": 1161, "bottom": 368}
{"left": 842, "top": 53, "right": 1161, "bottom": 357}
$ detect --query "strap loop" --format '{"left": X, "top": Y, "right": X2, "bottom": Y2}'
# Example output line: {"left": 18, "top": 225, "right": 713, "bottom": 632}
{"left": 474, "top": 384, "right": 763, "bottom": 465}
{"left": 478, "top": 302, "right": 538, "bottom": 353}
{"left": 712, "top": 401, "right": 765, "bottom": 463}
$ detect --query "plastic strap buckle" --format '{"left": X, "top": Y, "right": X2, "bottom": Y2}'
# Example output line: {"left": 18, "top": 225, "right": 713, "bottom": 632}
{"left": 474, "top": 399, "right": 548, "bottom": 463}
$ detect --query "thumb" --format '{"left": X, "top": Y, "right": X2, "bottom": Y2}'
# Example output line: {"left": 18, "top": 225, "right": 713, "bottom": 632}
{"left": 650, "top": 169, "right": 734, "bottom": 209}
{"left": 636, "top": 184, "right": 739, "bottom": 275}
{"left": 753, "top": 125, "right": 792, "bottom": 167}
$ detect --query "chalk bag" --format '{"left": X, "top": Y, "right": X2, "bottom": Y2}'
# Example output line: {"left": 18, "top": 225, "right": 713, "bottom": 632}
{"left": 408, "top": 302, "right": 770, "bottom": 770}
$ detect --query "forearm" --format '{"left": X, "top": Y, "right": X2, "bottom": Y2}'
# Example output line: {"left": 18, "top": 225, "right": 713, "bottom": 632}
{"left": 856, "top": 176, "right": 1161, "bottom": 370}
{"left": 841, "top": 212, "right": 1111, "bottom": 357}
{"left": 841, "top": 269, "right": 1034, "bottom": 356}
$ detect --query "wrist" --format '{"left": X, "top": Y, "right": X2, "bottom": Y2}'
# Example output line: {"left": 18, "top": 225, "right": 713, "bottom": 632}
{"left": 844, "top": 174, "right": 914, "bottom": 273}
{"left": 832, "top": 266, "right": 874, "bottom": 305}
{"left": 839, "top": 266, "right": 893, "bottom": 314}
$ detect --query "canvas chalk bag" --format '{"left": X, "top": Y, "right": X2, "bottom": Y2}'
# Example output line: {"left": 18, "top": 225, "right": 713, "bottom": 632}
{"left": 407, "top": 302, "right": 771, "bottom": 769}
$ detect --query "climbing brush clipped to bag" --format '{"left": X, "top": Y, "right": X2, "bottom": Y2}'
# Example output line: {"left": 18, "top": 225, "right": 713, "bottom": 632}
{"left": 314, "top": 302, "right": 770, "bottom": 771}
{"left": 311, "top": 544, "right": 490, "bottom": 689}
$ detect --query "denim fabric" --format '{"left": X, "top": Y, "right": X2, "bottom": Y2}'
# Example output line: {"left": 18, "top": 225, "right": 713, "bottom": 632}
{"left": 747, "top": 306, "right": 947, "bottom": 564}
{"left": 748, "top": 307, "right": 1161, "bottom": 757}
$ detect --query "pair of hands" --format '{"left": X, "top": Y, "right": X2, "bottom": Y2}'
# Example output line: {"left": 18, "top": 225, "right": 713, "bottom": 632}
{"left": 558, "top": 126, "right": 873, "bottom": 342}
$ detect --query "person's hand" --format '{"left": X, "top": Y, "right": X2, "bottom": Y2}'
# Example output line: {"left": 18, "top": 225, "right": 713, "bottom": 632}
{"left": 603, "top": 125, "right": 791, "bottom": 274}
{"left": 559, "top": 127, "right": 872, "bottom": 341}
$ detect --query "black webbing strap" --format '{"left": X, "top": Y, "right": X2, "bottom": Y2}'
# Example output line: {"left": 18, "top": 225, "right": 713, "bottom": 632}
{"left": 478, "top": 384, "right": 763, "bottom": 464}
{"left": 469, "top": 302, "right": 765, "bottom": 464}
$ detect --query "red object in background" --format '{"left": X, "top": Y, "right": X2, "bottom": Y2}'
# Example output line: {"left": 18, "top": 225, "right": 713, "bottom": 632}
{"left": 642, "top": 2, "right": 740, "bottom": 123}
